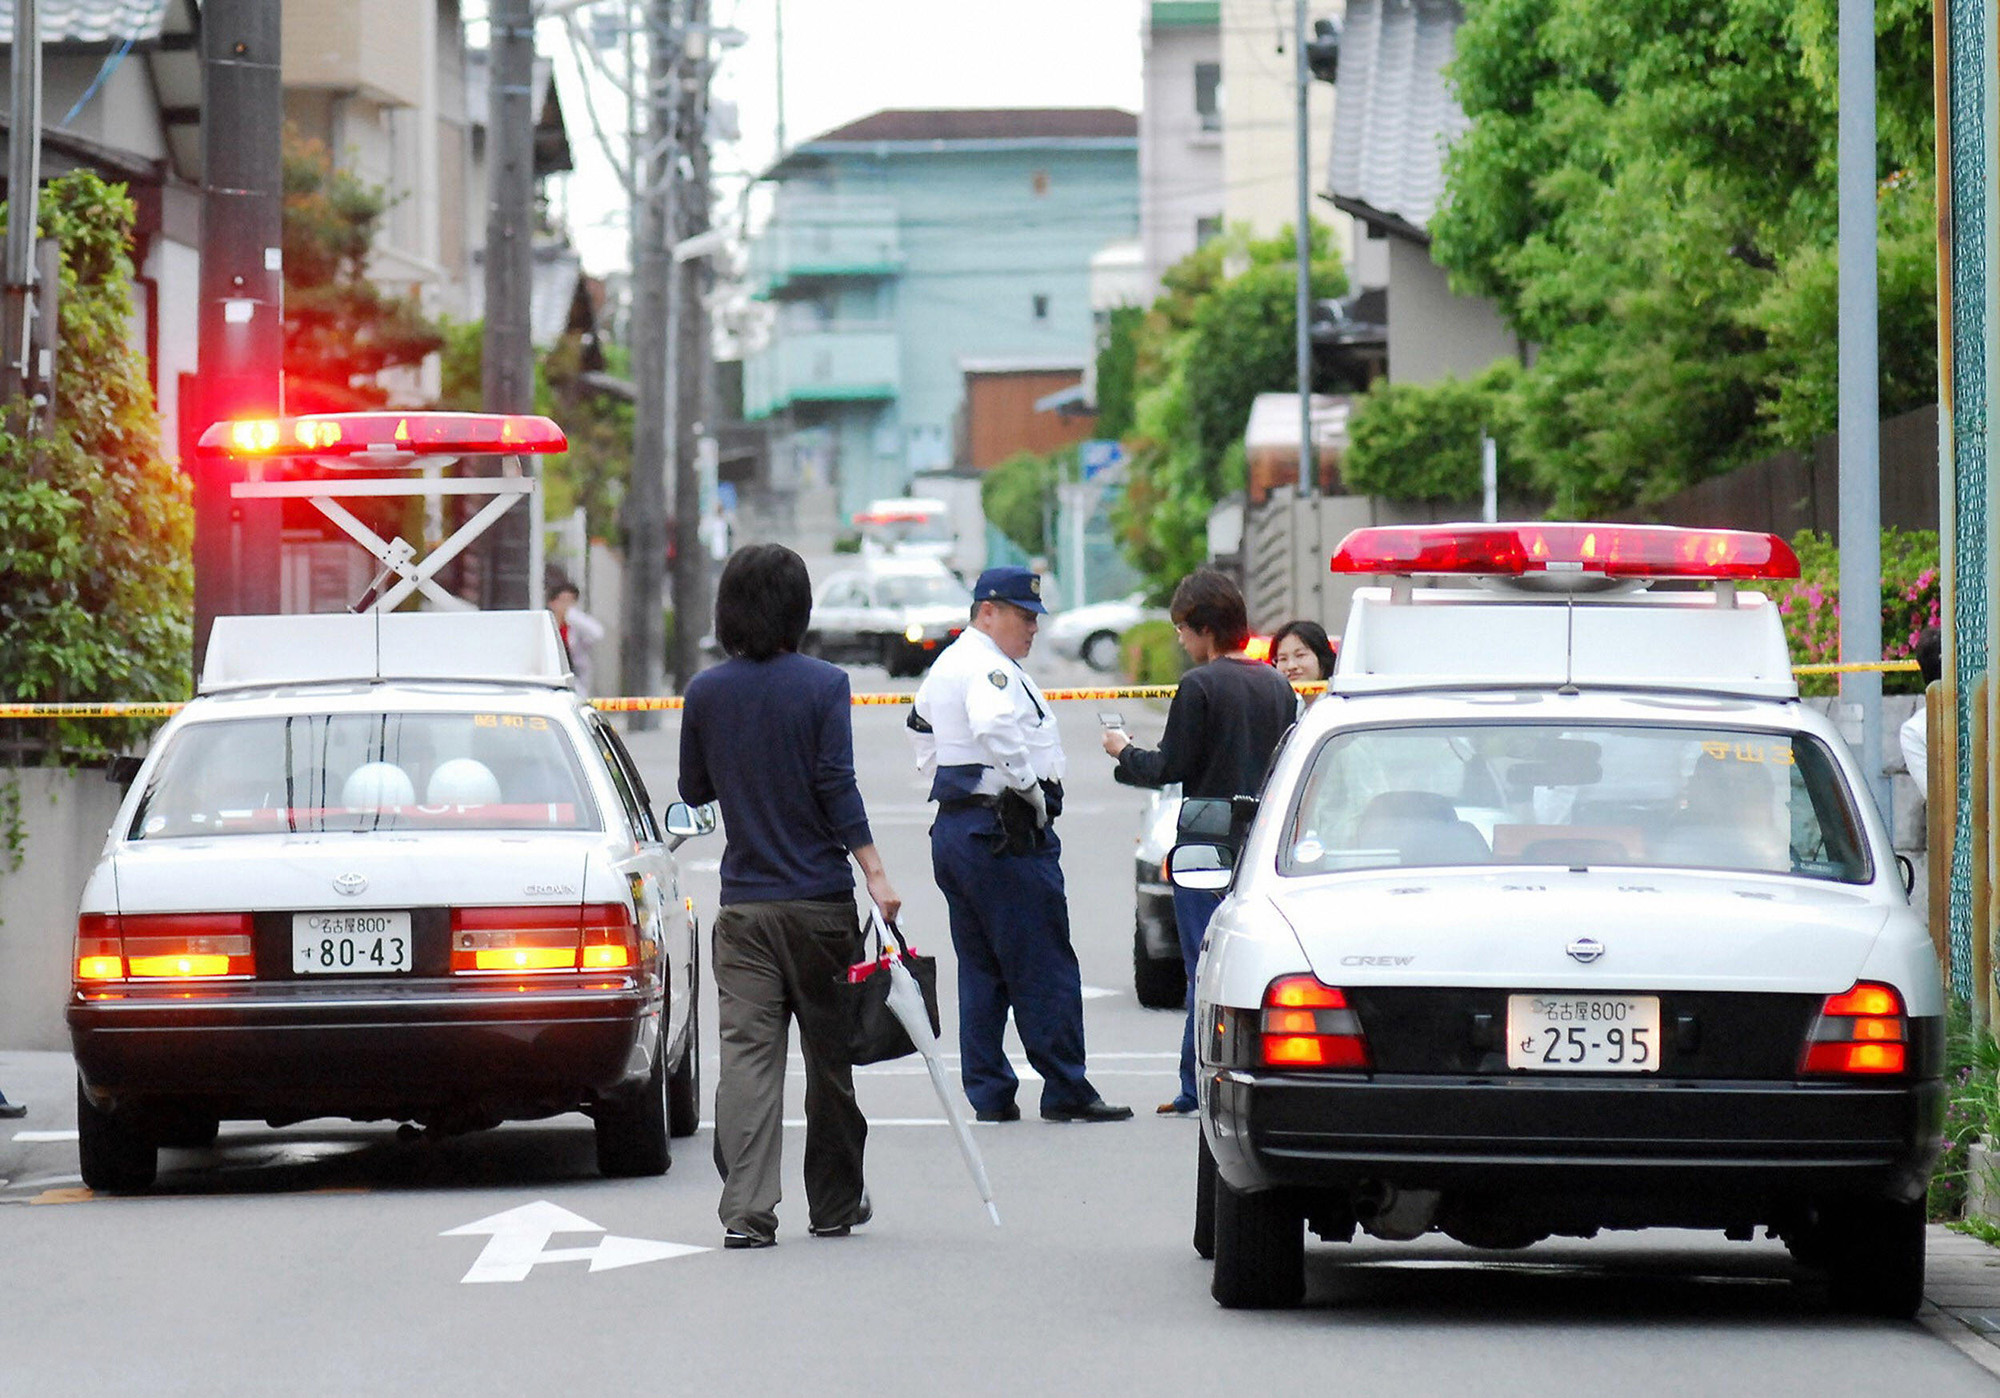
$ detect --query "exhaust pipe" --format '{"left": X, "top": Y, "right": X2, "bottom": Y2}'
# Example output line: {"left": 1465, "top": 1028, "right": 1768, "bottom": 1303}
{"left": 1353, "top": 1182, "right": 1441, "bottom": 1241}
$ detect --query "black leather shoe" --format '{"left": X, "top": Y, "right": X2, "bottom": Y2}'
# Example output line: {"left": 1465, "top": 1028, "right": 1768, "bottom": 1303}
{"left": 723, "top": 1230, "right": 775, "bottom": 1249}
{"left": 1040, "top": 1099, "right": 1134, "bottom": 1123}
{"left": 974, "top": 1104, "right": 1021, "bottom": 1123}
{"left": 0, "top": 1095, "right": 23, "bottom": 1120}
{"left": 811, "top": 1192, "right": 872, "bottom": 1237}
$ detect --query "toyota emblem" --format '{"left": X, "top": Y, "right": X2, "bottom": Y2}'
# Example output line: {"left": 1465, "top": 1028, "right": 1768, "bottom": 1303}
{"left": 332, "top": 872, "right": 368, "bottom": 897}
{"left": 1566, "top": 938, "right": 1604, "bottom": 964}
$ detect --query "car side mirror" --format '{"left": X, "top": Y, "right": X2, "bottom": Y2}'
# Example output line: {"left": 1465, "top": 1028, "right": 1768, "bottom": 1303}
{"left": 663, "top": 801, "right": 718, "bottom": 850}
{"left": 1168, "top": 841, "right": 1234, "bottom": 891}
{"left": 1177, "top": 797, "right": 1236, "bottom": 842}
{"left": 1896, "top": 853, "right": 1915, "bottom": 896}
{"left": 105, "top": 754, "right": 144, "bottom": 791}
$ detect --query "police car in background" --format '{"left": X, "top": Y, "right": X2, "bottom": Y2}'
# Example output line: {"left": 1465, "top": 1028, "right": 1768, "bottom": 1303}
{"left": 805, "top": 557, "right": 971, "bottom": 677}
{"left": 68, "top": 610, "right": 712, "bottom": 1191}
{"left": 1172, "top": 523, "right": 1943, "bottom": 1313}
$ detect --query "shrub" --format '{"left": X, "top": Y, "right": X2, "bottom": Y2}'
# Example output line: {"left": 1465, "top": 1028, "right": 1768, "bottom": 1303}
{"left": 1930, "top": 999, "right": 2000, "bottom": 1221}
{"left": 1771, "top": 528, "right": 1939, "bottom": 696}
{"left": 1342, "top": 359, "right": 1532, "bottom": 503}
{"left": 1120, "top": 619, "right": 1187, "bottom": 685}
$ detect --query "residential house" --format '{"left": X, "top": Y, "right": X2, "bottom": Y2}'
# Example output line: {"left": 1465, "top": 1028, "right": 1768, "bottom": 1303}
{"left": 1220, "top": 0, "right": 1334, "bottom": 243}
{"left": 0, "top": 0, "right": 203, "bottom": 458}
{"left": 744, "top": 108, "right": 1140, "bottom": 521}
{"left": 1325, "top": 0, "right": 1516, "bottom": 384}
{"left": 1139, "top": 1, "right": 1223, "bottom": 296}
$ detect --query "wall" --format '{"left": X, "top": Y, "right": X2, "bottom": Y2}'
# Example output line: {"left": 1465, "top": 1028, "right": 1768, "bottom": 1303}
{"left": 1141, "top": 13, "right": 1224, "bottom": 293}
{"left": 1385, "top": 239, "right": 1518, "bottom": 385}
{"left": 964, "top": 369, "right": 1094, "bottom": 469}
{"left": 0, "top": 770, "right": 126, "bottom": 1051}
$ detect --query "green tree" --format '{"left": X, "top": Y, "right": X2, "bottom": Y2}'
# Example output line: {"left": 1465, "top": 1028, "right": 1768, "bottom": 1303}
{"left": 1431, "top": 0, "right": 1936, "bottom": 512}
{"left": 1113, "top": 224, "right": 1346, "bottom": 594}
{"left": 283, "top": 131, "right": 444, "bottom": 411}
{"left": 0, "top": 172, "right": 193, "bottom": 757}
{"left": 1093, "top": 304, "right": 1143, "bottom": 440}
{"left": 1343, "top": 360, "right": 1529, "bottom": 502}
{"left": 982, "top": 448, "right": 1069, "bottom": 556}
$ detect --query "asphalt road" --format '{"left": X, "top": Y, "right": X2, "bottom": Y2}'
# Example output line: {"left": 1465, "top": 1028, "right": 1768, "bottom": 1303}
{"left": 2, "top": 649, "right": 1995, "bottom": 1394}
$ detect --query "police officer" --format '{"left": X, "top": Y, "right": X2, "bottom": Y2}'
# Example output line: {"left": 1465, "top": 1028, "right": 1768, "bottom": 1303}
{"left": 910, "top": 566, "right": 1133, "bottom": 1124}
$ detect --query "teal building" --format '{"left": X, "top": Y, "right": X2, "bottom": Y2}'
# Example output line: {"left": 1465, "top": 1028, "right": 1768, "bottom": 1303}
{"left": 746, "top": 109, "right": 1140, "bottom": 520}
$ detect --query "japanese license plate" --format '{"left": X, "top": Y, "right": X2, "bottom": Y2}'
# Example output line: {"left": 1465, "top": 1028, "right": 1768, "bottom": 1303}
{"left": 1506, "top": 993, "right": 1661, "bottom": 1073}
{"left": 293, "top": 911, "right": 413, "bottom": 975}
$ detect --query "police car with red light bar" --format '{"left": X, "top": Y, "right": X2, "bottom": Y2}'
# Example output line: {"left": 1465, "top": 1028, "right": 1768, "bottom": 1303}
{"left": 1171, "top": 522, "right": 1943, "bottom": 1314}
{"left": 67, "top": 606, "right": 713, "bottom": 1191}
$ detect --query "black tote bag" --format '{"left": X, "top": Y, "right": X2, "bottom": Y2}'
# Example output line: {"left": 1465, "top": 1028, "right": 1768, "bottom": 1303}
{"left": 836, "top": 912, "right": 941, "bottom": 1065}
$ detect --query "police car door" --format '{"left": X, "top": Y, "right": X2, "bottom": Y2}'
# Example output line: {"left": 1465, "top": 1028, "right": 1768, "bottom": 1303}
{"left": 585, "top": 718, "right": 686, "bottom": 1047}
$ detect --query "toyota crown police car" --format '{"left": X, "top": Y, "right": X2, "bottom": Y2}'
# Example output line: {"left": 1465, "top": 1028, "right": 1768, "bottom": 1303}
{"left": 68, "top": 609, "right": 710, "bottom": 1191}
{"left": 1171, "top": 523, "right": 1943, "bottom": 1314}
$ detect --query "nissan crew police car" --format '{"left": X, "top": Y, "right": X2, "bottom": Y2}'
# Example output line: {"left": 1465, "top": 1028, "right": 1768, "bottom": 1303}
{"left": 1170, "top": 523, "right": 1943, "bottom": 1314}
{"left": 68, "top": 608, "right": 711, "bottom": 1192}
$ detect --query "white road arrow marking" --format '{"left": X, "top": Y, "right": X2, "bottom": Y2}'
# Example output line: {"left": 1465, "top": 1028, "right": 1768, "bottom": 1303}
{"left": 442, "top": 1200, "right": 707, "bottom": 1283}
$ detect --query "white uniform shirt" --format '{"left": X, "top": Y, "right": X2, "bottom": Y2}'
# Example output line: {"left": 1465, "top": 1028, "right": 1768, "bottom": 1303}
{"left": 911, "top": 626, "right": 1066, "bottom": 795}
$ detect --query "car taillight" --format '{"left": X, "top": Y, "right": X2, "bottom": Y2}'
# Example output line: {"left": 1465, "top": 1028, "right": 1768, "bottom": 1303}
{"left": 1800, "top": 981, "right": 1908, "bottom": 1075}
{"left": 74, "top": 912, "right": 255, "bottom": 981}
{"left": 1258, "top": 975, "right": 1370, "bottom": 1069}
{"left": 450, "top": 904, "right": 637, "bottom": 973}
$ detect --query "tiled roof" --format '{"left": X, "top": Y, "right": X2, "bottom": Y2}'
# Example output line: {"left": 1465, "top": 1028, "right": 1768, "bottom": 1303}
{"left": 805, "top": 108, "right": 1138, "bottom": 145}
{"left": 1326, "top": 0, "right": 1469, "bottom": 236}
{"left": 0, "top": 0, "right": 175, "bottom": 44}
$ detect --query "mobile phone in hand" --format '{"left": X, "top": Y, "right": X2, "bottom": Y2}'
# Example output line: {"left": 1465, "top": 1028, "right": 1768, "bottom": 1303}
{"left": 1098, "top": 710, "right": 1125, "bottom": 729}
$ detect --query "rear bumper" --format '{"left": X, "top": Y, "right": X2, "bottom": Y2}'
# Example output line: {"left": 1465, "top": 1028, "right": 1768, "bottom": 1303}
{"left": 1205, "top": 1070, "right": 1943, "bottom": 1211}
{"left": 69, "top": 981, "right": 660, "bottom": 1122}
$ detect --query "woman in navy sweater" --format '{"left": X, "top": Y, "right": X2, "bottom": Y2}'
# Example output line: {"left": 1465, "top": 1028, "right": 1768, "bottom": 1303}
{"left": 680, "top": 544, "right": 901, "bottom": 1248}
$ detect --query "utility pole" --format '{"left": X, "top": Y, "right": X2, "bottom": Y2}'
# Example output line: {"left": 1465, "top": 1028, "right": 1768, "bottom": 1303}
{"left": 1292, "top": 0, "right": 1314, "bottom": 498}
{"left": 667, "top": 0, "right": 713, "bottom": 693}
{"left": 480, "top": 0, "right": 539, "bottom": 609}
{"left": 3, "top": 0, "right": 41, "bottom": 420}
{"left": 191, "top": 0, "right": 284, "bottom": 671}
{"left": 621, "top": 0, "right": 677, "bottom": 723}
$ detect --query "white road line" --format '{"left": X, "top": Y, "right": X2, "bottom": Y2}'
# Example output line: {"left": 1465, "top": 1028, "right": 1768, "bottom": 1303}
{"left": 12, "top": 1130, "right": 78, "bottom": 1143}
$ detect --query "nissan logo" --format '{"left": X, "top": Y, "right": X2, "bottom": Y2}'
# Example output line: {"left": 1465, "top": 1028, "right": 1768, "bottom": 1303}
{"left": 1566, "top": 938, "right": 1604, "bottom": 964}
{"left": 332, "top": 872, "right": 368, "bottom": 897}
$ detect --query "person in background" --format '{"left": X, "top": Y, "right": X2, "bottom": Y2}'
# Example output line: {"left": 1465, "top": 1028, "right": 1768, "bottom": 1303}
{"left": 680, "top": 544, "right": 902, "bottom": 1248}
{"left": 910, "top": 566, "right": 1132, "bottom": 1125}
{"left": 1269, "top": 619, "right": 1337, "bottom": 689}
{"left": 1899, "top": 627, "right": 1943, "bottom": 801}
{"left": 1103, "top": 569, "right": 1299, "bottom": 1116}
{"left": 546, "top": 580, "right": 606, "bottom": 697}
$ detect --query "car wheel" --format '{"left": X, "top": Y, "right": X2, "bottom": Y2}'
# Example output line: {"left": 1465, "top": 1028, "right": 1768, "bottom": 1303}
{"left": 1194, "top": 1132, "right": 1217, "bottom": 1260}
{"left": 76, "top": 1077, "right": 157, "bottom": 1193}
{"left": 881, "top": 640, "right": 908, "bottom": 678}
{"left": 595, "top": 1044, "right": 672, "bottom": 1177}
{"left": 1212, "top": 1177, "right": 1304, "bottom": 1308}
{"left": 1082, "top": 630, "right": 1121, "bottom": 672}
{"left": 1135, "top": 918, "right": 1187, "bottom": 1009}
{"left": 1822, "top": 1198, "right": 1925, "bottom": 1319}
{"left": 669, "top": 971, "right": 701, "bottom": 1140}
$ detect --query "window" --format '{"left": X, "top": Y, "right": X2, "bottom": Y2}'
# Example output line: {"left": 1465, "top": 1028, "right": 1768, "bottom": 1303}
{"left": 129, "top": 713, "right": 600, "bottom": 838}
{"left": 1279, "top": 723, "right": 1870, "bottom": 883}
{"left": 1195, "top": 62, "right": 1223, "bottom": 132}
{"left": 1195, "top": 216, "right": 1223, "bottom": 247}
{"left": 1032, "top": 294, "right": 1050, "bottom": 320}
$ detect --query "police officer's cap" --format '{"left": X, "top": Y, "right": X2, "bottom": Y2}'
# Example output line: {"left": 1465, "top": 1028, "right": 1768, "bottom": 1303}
{"left": 971, "top": 566, "right": 1047, "bottom": 615}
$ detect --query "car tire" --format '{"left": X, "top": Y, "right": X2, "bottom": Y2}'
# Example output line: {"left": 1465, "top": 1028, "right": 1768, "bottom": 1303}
{"left": 1823, "top": 1198, "right": 1925, "bottom": 1319}
{"left": 595, "top": 1045, "right": 672, "bottom": 1177}
{"left": 1212, "top": 1177, "right": 1304, "bottom": 1308}
{"left": 1194, "top": 1132, "right": 1217, "bottom": 1260}
{"left": 881, "top": 640, "right": 909, "bottom": 679}
{"left": 669, "top": 972, "right": 701, "bottom": 1140}
{"left": 76, "top": 1077, "right": 157, "bottom": 1193}
{"left": 1082, "top": 630, "right": 1121, "bottom": 672}
{"left": 1134, "top": 918, "right": 1186, "bottom": 1010}
{"left": 156, "top": 1111, "right": 221, "bottom": 1150}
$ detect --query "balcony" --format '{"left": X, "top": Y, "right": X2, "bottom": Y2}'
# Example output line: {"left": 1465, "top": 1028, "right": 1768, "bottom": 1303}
{"left": 751, "top": 197, "right": 903, "bottom": 298}
{"left": 744, "top": 325, "right": 900, "bottom": 420}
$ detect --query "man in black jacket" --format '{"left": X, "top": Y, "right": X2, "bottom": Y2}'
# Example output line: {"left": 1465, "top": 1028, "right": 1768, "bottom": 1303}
{"left": 1103, "top": 568, "right": 1298, "bottom": 1115}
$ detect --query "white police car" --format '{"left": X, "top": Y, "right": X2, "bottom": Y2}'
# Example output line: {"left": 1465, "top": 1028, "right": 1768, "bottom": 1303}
{"left": 68, "top": 610, "right": 711, "bottom": 1191}
{"left": 1172, "top": 524, "right": 1943, "bottom": 1314}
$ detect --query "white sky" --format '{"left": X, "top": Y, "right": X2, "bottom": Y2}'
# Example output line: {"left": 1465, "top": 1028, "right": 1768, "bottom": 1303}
{"left": 530, "top": 0, "right": 1147, "bottom": 273}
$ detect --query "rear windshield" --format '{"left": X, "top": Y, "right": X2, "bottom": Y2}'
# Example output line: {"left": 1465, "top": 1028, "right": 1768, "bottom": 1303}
{"left": 1280, "top": 723, "right": 1870, "bottom": 883}
{"left": 128, "top": 712, "right": 600, "bottom": 839}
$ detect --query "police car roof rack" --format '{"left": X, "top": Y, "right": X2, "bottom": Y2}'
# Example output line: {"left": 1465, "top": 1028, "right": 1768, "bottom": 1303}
{"left": 1326, "top": 523, "right": 1802, "bottom": 700}
{"left": 199, "top": 611, "right": 573, "bottom": 695}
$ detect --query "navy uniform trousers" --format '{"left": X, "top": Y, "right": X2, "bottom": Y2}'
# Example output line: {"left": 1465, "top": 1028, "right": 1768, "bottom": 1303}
{"left": 930, "top": 804, "right": 1096, "bottom": 1114}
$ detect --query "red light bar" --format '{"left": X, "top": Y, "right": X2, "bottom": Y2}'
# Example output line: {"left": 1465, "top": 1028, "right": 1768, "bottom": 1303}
{"left": 196, "top": 412, "right": 569, "bottom": 459}
{"left": 854, "top": 509, "right": 933, "bottom": 525}
{"left": 1328, "top": 523, "right": 1799, "bottom": 581}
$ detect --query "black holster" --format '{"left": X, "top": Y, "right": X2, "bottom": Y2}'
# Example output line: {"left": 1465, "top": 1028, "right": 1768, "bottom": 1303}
{"left": 988, "top": 787, "right": 1046, "bottom": 857}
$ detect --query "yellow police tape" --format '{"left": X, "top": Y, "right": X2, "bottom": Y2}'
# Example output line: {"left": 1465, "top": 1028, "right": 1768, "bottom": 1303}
{"left": 0, "top": 662, "right": 1921, "bottom": 720}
